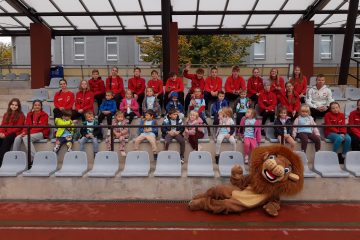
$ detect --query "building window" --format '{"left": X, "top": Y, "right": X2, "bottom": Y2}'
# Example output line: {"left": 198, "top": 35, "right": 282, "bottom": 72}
{"left": 320, "top": 35, "right": 332, "bottom": 60}
{"left": 254, "top": 36, "right": 265, "bottom": 60}
{"left": 353, "top": 35, "right": 360, "bottom": 58}
{"left": 73, "top": 37, "right": 85, "bottom": 61}
{"left": 286, "top": 35, "right": 294, "bottom": 60}
{"left": 138, "top": 36, "right": 149, "bottom": 61}
{"left": 106, "top": 37, "right": 118, "bottom": 61}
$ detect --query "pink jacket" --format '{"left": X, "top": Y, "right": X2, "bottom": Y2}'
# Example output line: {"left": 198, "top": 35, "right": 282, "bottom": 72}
{"left": 119, "top": 98, "right": 140, "bottom": 117}
{"left": 240, "top": 117, "right": 262, "bottom": 143}
{"left": 185, "top": 118, "right": 204, "bottom": 135}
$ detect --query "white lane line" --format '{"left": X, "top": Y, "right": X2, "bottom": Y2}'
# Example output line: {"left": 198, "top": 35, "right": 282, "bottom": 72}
{"left": 0, "top": 226, "right": 359, "bottom": 232}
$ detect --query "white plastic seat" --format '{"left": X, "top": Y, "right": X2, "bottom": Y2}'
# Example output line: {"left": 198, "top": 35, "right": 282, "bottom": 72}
{"left": 187, "top": 151, "right": 214, "bottom": 177}
{"left": 22, "top": 151, "right": 57, "bottom": 177}
{"left": 154, "top": 151, "right": 181, "bottom": 177}
{"left": 345, "top": 151, "right": 360, "bottom": 177}
{"left": 87, "top": 151, "right": 119, "bottom": 177}
{"left": 29, "top": 88, "right": 48, "bottom": 101}
{"left": 345, "top": 87, "right": 360, "bottom": 100}
{"left": 22, "top": 104, "right": 30, "bottom": 116}
{"left": 265, "top": 124, "right": 279, "bottom": 143}
{"left": 345, "top": 102, "right": 357, "bottom": 118}
{"left": 55, "top": 151, "right": 88, "bottom": 177}
{"left": 18, "top": 73, "right": 30, "bottom": 81}
{"left": 330, "top": 87, "right": 346, "bottom": 101}
{"left": 42, "top": 104, "right": 51, "bottom": 117}
{"left": 218, "top": 151, "right": 246, "bottom": 177}
{"left": 4, "top": 73, "right": 17, "bottom": 81}
{"left": 67, "top": 77, "right": 81, "bottom": 88}
{"left": 313, "top": 151, "right": 350, "bottom": 178}
{"left": 295, "top": 151, "right": 317, "bottom": 178}
{"left": 121, "top": 151, "right": 150, "bottom": 177}
{"left": 47, "top": 77, "right": 62, "bottom": 89}
{"left": 0, "top": 151, "right": 27, "bottom": 176}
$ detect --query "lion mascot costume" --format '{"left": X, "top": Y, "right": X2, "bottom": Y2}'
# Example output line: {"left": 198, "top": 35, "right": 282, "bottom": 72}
{"left": 189, "top": 145, "right": 304, "bottom": 216}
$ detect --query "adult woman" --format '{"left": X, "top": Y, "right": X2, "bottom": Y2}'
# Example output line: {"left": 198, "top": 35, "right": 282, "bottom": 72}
{"left": 348, "top": 99, "right": 360, "bottom": 151}
{"left": 0, "top": 98, "right": 25, "bottom": 166}
{"left": 247, "top": 67, "right": 264, "bottom": 106}
{"left": 105, "top": 66, "right": 125, "bottom": 109}
{"left": 289, "top": 66, "right": 308, "bottom": 103}
{"left": 279, "top": 82, "right": 301, "bottom": 121}
{"left": 269, "top": 68, "right": 285, "bottom": 98}
{"left": 53, "top": 79, "right": 75, "bottom": 119}
{"left": 74, "top": 80, "right": 94, "bottom": 121}
{"left": 13, "top": 100, "right": 49, "bottom": 165}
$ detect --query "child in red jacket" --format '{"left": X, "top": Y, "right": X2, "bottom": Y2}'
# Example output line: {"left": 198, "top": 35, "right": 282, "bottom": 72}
{"left": 128, "top": 67, "right": 146, "bottom": 113}
{"left": 183, "top": 63, "right": 205, "bottom": 114}
{"left": 13, "top": 100, "right": 49, "bottom": 165}
{"left": 89, "top": 69, "right": 105, "bottom": 107}
{"left": 105, "top": 67, "right": 125, "bottom": 109}
{"left": 247, "top": 67, "right": 264, "bottom": 106}
{"left": 0, "top": 98, "right": 25, "bottom": 166}
{"left": 74, "top": 80, "right": 94, "bottom": 121}
{"left": 279, "top": 82, "right": 301, "bottom": 121}
{"left": 289, "top": 66, "right": 307, "bottom": 103}
{"left": 204, "top": 66, "right": 222, "bottom": 111}
{"left": 348, "top": 99, "right": 360, "bottom": 151}
{"left": 269, "top": 68, "right": 285, "bottom": 99}
{"left": 147, "top": 70, "right": 164, "bottom": 108}
{"left": 258, "top": 81, "right": 277, "bottom": 133}
{"left": 224, "top": 65, "right": 246, "bottom": 102}
{"left": 324, "top": 102, "right": 351, "bottom": 162}
{"left": 164, "top": 72, "right": 184, "bottom": 107}
{"left": 53, "top": 79, "right": 75, "bottom": 119}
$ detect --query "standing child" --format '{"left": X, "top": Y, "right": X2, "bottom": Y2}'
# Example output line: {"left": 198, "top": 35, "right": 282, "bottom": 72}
{"left": 211, "top": 91, "right": 229, "bottom": 125}
{"left": 258, "top": 81, "right": 277, "bottom": 127}
{"left": 134, "top": 110, "right": 158, "bottom": 159}
{"left": 183, "top": 63, "right": 205, "bottom": 114}
{"left": 79, "top": 111, "right": 101, "bottom": 157}
{"left": 274, "top": 107, "right": 296, "bottom": 151}
{"left": 292, "top": 105, "right": 321, "bottom": 153}
{"left": 161, "top": 108, "right": 185, "bottom": 162}
{"left": 204, "top": 66, "right": 222, "bottom": 110}
{"left": 233, "top": 90, "right": 250, "bottom": 130}
{"left": 88, "top": 69, "right": 105, "bottom": 107}
{"left": 53, "top": 110, "right": 74, "bottom": 153}
{"left": 240, "top": 108, "right": 262, "bottom": 164}
{"left": 147, "top": 70, "right": 164, "bottom": 108}
{"left": 106, "top": 111, "right": 129, "bottom": 157}
{"left": 215, "top": 107, "right": 236, "bottom": 164}
{"left": 184, "top": 111, "right": 204, "bottom": 151}
{"left": 98, "top": 91, "right": 117, "bottom": 126}
{"left": 120, "top": 89, "right": 140, "bottom": 124}
{"left": 166, "top": 92, "right": 185, "bottom": 119}
{"left": 142, "top": 87, "right": 161, "bottom": 117}
{"left": 164, "top": 72, "right": 184, "bottom": 107}
{"left": 128, "top": 67, "right": 146, "bottom": 113}
{"left": 324, "top": 102, "right": 351, "bottom": 163}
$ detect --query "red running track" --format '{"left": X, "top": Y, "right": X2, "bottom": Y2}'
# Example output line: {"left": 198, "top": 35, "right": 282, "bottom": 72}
{"left": 0, "top": 201, "right": 359, "bottom": 240}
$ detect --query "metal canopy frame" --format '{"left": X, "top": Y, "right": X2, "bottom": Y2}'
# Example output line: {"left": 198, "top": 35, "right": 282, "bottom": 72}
{"left": 0, "top": 0, "right": 358, "bottom": 36}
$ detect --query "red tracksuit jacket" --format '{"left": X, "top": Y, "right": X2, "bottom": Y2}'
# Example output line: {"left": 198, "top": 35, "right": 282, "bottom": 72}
{"left": 0, "top": 112, "right": 25, "bottom": 137}
{"left": 75, "top": 90, "right": 94, "bottom": 112}
{"left": 128, "top": 76, "right": 146, "bottom": 95}
{"left": 165, "top": 77, "right": 184, "bottom": 93}
{"left": 106, "top": 76, "right": 125, "bottom": 97}
{"left": 204, "top": 76, "right": 222, "bottom": 93}
{"left": 247, "top": 76, "right": 264, "bottom": 97}
{"left": 147, "top": 79, "right": 163, "bottom": 95}
{"left": 224, "top": 76, "right": 246, "bottom": 93}
{"left": 23, "top": 110, "right": 49, "bottom": 138}
{"left": 183, "top": 69, "right": 205, "bottom": 94}
{"left": 270, "top": 77, "right": 285, "bottom": 96}
{"left": 324, "top": 111, "right": 347, "bottom": 137}
{"left": 88, "top": 78, "right": 105, "bottom": 96}
{"left": 348, "top": 109, "right": 360, "bottom": 138}
{"left": 290, "top": 76, "right": 308, "bottom": 96}
{"left": 54, "top": 90, "right": 75, "bottom": 110}
{"left": 279, "top": 93, "right": 301, "bottom": 113}
{"left": 258, "top": 91, "right": 277, "bottom": 112}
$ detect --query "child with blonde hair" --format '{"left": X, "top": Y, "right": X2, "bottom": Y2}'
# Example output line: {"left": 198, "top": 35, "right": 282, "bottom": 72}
{"left": 120, "top": 89, "right": 140, "bottom": 124}
{"left": 240, "top": 108, "right": 262, "bottom": 164}
{"left": 142, "top": 87, "right": 161, "bottom": 117}
{"left": 215, "top": 107, "right": 236, "bottom": 164}
{"left": 185, "top": 110, "right": 204, "bottom": 151}
{"left": 292, "top": 105, "right": 321, "bottom": 153}
{"left": 106, "top": 111, "right": 129, "bottom": 156}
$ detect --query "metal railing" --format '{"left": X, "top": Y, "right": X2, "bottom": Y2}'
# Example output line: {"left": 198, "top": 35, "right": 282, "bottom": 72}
{"left": 349, "top": 58, "right": 360, "bottom": 88}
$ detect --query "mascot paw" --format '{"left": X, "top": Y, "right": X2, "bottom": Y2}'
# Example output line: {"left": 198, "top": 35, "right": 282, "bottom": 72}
{"left": 263, "top": 202, "right": 280, "bottom": 217}
{"left": 231, "top": 165, "right": 243, "bottom": 177}
{"left": 188, "top": 199, "right": 206, "bottom": 211}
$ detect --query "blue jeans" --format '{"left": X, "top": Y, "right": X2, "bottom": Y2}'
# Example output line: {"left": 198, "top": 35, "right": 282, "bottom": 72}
{"left": 79, "top": 136, "right": 99, "bottom": 153}
{"left": 327, "top": 133, "right": 351, "bottom": 155}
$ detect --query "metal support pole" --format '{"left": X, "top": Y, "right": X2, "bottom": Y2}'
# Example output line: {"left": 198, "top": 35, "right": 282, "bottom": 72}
{"left": 110, "top": 126, "right": 114, "bottom": 151}
{"left": 161, "top": 0, "right": 171, "bottom": 83}
{"left": 27, "top": 126, "right": 31, "bottom": 169}
{"left": 338, "top": 0, "right": 359, "bottom": 85}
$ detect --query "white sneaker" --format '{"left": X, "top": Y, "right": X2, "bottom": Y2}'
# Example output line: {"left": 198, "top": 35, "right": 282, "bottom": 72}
{"left": 107, "top": 130, "right": 111, "bottom": 136}
{"left": 53, "top": 145, "right": 60, "bottom": 153}
{"left": 244, "top": 155, "right": 249, "bottom": 164}
{"left": 67, "top": 147, "right": 72, "bottom": 152}
{"left": 198, "top": 145, "right": 202, "bottom": 151}
{"left": 120, "top": 151, "right": 127, "bottom": 157}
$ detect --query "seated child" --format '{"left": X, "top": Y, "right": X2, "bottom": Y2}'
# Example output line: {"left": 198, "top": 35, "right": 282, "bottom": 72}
{"left": 274, "top": 107, "right": 296, "bottom": 151}
{"left": 53, "top": 110, "right": 74, "bottom": 153}
{"left": 233, "top": 90, "right": 250, "bottom": 129}
{"left": 142, "top": 87, "right": 161, "bottom": 117}
{"left": 211, "top": 91, "right": 229, "bottom": 125}
{"left": 292, "top": 105, "right": 321, "bottom": 153}
{"left": 166, "top": 92, "right": 185, "bottom": 119}
{"left": 79, "top": 111, "right": 101, "bottom": 156}
{"left": 184, "top": 110, "right": 204, "bottom": 151}
{"left": 240, "top": 108, "right": 262, "bottom": 164}
{"left": 215, "top": 107, "right": 236, "bottom": 164}
{"left": 134, "top": 109, "right": 158, "bottom": 159}
{"left": 106, "top": 111, "right": 129, "bottom": 157}
{"left": 98, "top": 91, "right": 117, "bottom": 126}
{"left": 120, "top": 89, "right": 140, "bottom": 124}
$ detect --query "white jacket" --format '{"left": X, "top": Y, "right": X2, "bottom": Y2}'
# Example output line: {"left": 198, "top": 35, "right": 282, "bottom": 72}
{"left": 306, "top": 85, "right": 334, "bottom": 108}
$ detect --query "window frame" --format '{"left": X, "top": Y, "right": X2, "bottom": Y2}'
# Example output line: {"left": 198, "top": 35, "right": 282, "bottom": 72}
{"left": 253, "top": 36, "right": 266, "bottom": 60}
{"left": 286, "top": 35, "right": 294, "bottom": 60}
{"left": 353, "top": 34, "right": 360, "bottom": 59}
{"left": 105, "top": 36, "right": 118, "bottom": 62}
{"left": 320, "top": 35, "right": 333, "bottom": 60}
{"left": 73, "top": 36, "right": 86, "bottom": 61}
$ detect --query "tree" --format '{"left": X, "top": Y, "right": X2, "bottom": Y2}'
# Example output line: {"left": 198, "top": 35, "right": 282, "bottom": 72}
{"left": 0, "top": 42, "right": 12, "bottom": 64}
{"left": 136, "top": 34, "right": 261, "bottom": 65}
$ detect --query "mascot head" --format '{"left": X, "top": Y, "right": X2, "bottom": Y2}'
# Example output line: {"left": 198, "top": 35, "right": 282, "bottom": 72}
{"left": 249, "top": 145, "right": 304, "bottom": 197}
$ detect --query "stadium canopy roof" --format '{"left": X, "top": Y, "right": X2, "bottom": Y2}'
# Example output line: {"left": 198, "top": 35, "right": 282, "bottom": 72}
{"left": 0, "top": 0, "right": 358, "bottom": 36}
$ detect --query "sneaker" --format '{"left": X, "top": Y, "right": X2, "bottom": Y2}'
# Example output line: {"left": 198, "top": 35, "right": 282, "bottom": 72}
{"left": 180, "top": 155, "right": 185, "bottom": 164}
{"left": 53, "top": 145, "right": 60, "bottom": 153}
{"left": 153, "top": 153, "right": 158, "bottom": 161}
{"left": 197, "top": 145, "right": 202, "bottom": 151}
{"left": 244, "top": 155, "right": 249, "bottom": 164}
{"left": 120, "top": 151, "right": 127, "bottom": 157}
{"left": 215, "top": 155, "right": 219, "bottom": 165}
{"left": 67, "top": 147, "right": 72, "bottom": 152}
{"left": 261, "top": 130, "right": 266, "bottom": 136}
{"left": 338, "top": 153, "right": 344, "bottom": 164}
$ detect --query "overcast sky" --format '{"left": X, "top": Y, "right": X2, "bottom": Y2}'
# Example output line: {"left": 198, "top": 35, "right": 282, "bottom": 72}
{"left": 0, "top": 37, "right": 11, "bottom": 44}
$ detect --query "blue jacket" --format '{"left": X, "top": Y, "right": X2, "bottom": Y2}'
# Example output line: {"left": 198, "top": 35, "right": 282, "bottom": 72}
{"left": 99, "top": 99, "right": 117, "bottom": 114}
{"left": 161, "top": 115, "right": 184, "bottom": 138}
{"left": 166, "top": 100, "right": 184, "bottom": 113}
{"left": 274, "top": 117, "right": 293, "bottom": 137}
{"left": 139, "top": 119, "right": 158, "bottom": 136}
{"left": 211, "top": 99, "right": 229, "bottom": 116}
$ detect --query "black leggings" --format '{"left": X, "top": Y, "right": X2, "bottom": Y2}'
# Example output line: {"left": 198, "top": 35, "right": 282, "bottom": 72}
{"left": 0, "top": 133, "right": 16, "bottom": 166}
{"left": 349, "top": 132, "right": 360, "bottom": 151}
{"left": 261, "top": 110, "right": 275, "bottom": 125}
